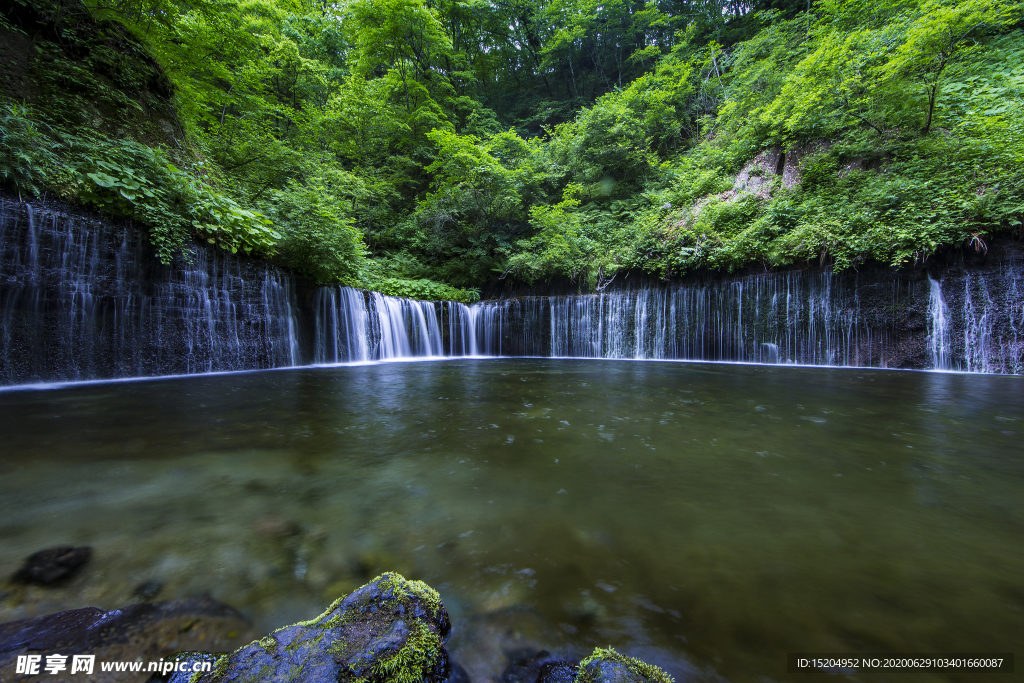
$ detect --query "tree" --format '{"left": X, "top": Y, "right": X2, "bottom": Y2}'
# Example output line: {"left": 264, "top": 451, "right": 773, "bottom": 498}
{"left": 883, "top": 0, "right": 1015, "bottom": 134}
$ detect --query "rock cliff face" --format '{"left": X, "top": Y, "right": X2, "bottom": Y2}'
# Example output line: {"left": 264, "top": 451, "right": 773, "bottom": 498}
{"left": 0, "top": 197, "right": 302, "bottom": 384}
{"left": 0, "top": 0, "right": 179, "bottom": 149}
{"left": 466, "top": 241, "right": 1024, "bottom": 372}
{"left": 2, "top": 196, "right": 1022, "bottom": 384}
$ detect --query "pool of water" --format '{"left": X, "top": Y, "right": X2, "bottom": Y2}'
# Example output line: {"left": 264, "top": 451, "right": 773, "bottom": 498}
{"left": 1, "top": 360, "right": 1022, "bottom": 681}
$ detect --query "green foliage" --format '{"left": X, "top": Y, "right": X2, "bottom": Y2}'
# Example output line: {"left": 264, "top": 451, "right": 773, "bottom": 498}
{"left": 757, "top": 0, "right": 1017, "bottom": 140}
{"left": 505, "top": 184, "right": 615, "bottom": 285}
{"left": 5, "top": 0, "right": 1024, "bottom": 297}
{"left": 183, "top": 179, "right": 281, "bottom": 257}
{"left": 362, "top": 257, "right": 481, "bottom": 301}
{"left": 0, "top": 104, "right": 280, "bottom": 263}
{"left": 72, "top": 141, "right": 164, "bottom": 215}
{"left": 267, "top": 176, "right": 367, "bottom": 285}
{"left": 420, "top": 129, "right": 527, "bottom": 231}
{"left": 68, "top": 138, "right": 280, "bottom": 262}
{"left": 372, "top": 277, "right": 480, "bottom": 303}
{"left": 496, "top": 0, "right": 1024, "bottom": 283}
{"left": 0, "top": 103, "right": 62, "bottom": 196}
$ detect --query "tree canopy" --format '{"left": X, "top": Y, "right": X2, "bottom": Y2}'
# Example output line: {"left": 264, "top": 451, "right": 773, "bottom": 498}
{"left": 2, "top": 0, "right": 1022, "bottom": 297}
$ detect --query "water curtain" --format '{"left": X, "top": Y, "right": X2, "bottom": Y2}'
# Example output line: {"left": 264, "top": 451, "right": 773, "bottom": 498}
{"left": 2, "top": 201, "right": 1022, "bottom": 384}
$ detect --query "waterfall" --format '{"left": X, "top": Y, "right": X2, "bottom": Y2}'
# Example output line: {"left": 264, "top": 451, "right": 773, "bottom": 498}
{"left": 1, "top": 200, "right": 299, "bottom": 384}
{"left": 370, "top": 292, "right": 444, "bottom": 359}
{"left": 3, "top": 199, "right": 1024, "bottom": 384}
{"left": 443, "top": 301, "right": 479, "bottom": 356}
{"left": 468, "top": 267, "right": 1023, "bottom": 371}
{"left": 547, "top": 288, "right": 672, "bottom": 359}
{"left": 960, "top": 274, "right": 992, "bottom": 373}
{"left": 313, "top": 286, "right": 371, "bottom": 363}
{"left": 927, "top": 277, "right": 953, "bottom": 370}
{"left": 471, "top": 297, "right": 548, "bottom": 357}
{"left": 477, "top": 272, "right": 899, "bottom": 366}
{"left": 313, "top": 287, "right": 455, "bottom": 362}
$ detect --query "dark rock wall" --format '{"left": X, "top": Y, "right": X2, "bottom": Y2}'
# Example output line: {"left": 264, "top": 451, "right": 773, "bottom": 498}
{"left": 0, "top": 198, "right": 301, "bottom": 385}
{"left": 925, "top": 242, "right": 1024, "bottom": 373}
{"left": 472, "top": 244, "right": 1023, "bottom": 373}
{"left": 1, "top": 196, "right": 1022, "bottom": 385}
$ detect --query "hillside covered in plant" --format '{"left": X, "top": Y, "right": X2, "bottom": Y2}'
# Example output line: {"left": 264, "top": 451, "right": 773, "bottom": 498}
{"left": 2, "top": 0, "right": 1022, "bottom": 298}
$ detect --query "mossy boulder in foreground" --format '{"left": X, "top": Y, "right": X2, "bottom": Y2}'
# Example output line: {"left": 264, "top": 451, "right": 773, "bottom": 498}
{"left": 155, "top": 575, "right": 676, "bottom": 683}
{"left": 570, "top": 648, "right": 674, "bottom": 683}
{"left": 167, "top": 573, "right": 451, "bottom": 683}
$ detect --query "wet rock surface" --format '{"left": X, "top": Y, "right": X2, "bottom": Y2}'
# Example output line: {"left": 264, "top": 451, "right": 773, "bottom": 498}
{"left": 576, "top": 648, "right": 674, "bottom": 683}
{"left": 3, "top": 195, "right": 1023, "bottom": 384}
{"left": 13, "top": 547, "right": 92, "bottom": 586}
{"left": 500, "top": 648, "right": 553, "bottom": 683}
{"left": 0, "top": 573, "right": 687, "bottom": 683}
{"left": 582, "top": 660, "right": 648, "bottom": 683}
{"left": 444, "top": 607, "right": 579, "bottom": 683}
{"left": 0, "top": 597, "right": 251, "bottom": 682}
{"left": 536, "top": 661, "right": 579, "bottom": 683}
{"left": 131, "top": 581, "right": 163, "bottom": 601}
{"left": 161, "top": 572, "right": 452, "bottom": 683}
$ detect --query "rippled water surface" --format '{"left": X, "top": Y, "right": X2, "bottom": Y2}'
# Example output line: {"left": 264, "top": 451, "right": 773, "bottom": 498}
{"left": 1, "top": 360, "right": 1022, "bottom": 681}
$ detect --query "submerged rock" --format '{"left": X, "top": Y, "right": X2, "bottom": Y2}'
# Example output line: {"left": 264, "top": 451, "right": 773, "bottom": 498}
{"left": 536, "top": 661, "right": 578, "bottom": 683}
{"left": 496, "top": 647, "right": 673, "bottom": 683}
{"left": 164, "top": 572, "right": 451, "bottom": 683}
{"left": 0, "top": 597, "right": 251, "bottom": 682}
{"left": 132, "top": 580, "right": 163, "bottom": 601}
{"left": 499, "top": 648, "right": 551, "bottom": 683}
{"left": 576, "top": 648, "right": 674, "bottom": 683}
{"left": 447, "top": 661, "right": 472, "bottom": 683}
{"left": 444, "top": 607, "right": 571, "bottom": 682}
{"left": 13, "top": 546, "right": 92, "bottom": 585}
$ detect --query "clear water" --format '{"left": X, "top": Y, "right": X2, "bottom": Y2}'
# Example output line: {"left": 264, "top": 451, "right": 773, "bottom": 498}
{"left": 1, "top": 360, "right": 1022, "bottom": 682}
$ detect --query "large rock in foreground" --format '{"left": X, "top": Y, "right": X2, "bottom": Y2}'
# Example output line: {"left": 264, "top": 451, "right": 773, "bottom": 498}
{"left": 571, "top": 648, "right": 673, "bottom": 683}
{"left": 0, "top": 597, "right": 251, "bottom": 683}
{"left": 168, "top": 572, "right": 451, "bottom": 683}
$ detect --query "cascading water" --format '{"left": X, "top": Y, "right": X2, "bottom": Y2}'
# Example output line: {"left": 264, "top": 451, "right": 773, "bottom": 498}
{"left": 960, "top": 274, "right": 992, "bottom": 373}
{"left": 478, "top": 272, "right": 901, "bottom": 366}
{"left": 371, "top": 292, "right": 444, "bottom": 359}
{"left": 470, "top": 296, "right": 548, "bottom": 357}
{"left": 3, "top": 198, "right": 1023, "bottom": 384}
{"left": 927, "top": 277, "right": 953, "bottom": 370}
{"left": 313, "top": 287, "right": 456, "bottom": 362}
{"left": 313, "top": 286, "right": 371, "bottom": 363}
{"left": 925, "top": 264, "right": 1024, "bottom": 374}
{"left": 462, "top": 267, "right": 1023, "bottom": 371}
{"left": 443, "top": 301, "right": 480, "bottom": 357}
{"left": 1, "top": 200, "right": 300, "bottom": 384}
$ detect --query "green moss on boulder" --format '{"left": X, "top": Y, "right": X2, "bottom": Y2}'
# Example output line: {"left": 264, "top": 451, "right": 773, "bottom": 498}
{"left": 576, "top": 648, "right": 674, "bottom": 683}
{"left": 167, "top": 573, "right": 451, "bottom": 683}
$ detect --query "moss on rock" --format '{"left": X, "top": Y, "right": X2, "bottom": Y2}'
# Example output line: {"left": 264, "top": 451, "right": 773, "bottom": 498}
{"left": 576, "top": 647, "right": 674, "bottom": 683}
{"left": 166, "top": 572, "right": 450, "bottom": 683}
